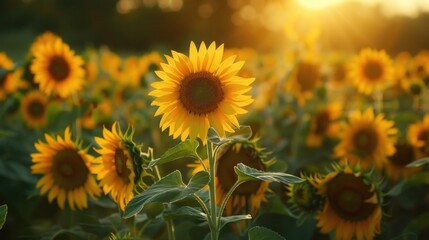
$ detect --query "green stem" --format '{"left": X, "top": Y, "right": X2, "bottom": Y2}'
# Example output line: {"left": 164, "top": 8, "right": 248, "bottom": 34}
{"left": 71, "top": 93, "right": 82, "bottom": 138}
{"left": 137, "top": 219, "right": 152, "bottom": 237}
{"left": 207, "top": 141, "right": 219, "bottom": 240}
{"left": 154, "top": 166, "right": 176, "bottom": 240}
{"left": 216, "top": 180, "right": 244, "bottom": 229}
{"left": 193, "top": 193, "right": 210, "bottom": 217}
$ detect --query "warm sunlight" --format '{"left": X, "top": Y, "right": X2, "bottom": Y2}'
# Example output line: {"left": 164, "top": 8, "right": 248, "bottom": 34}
{"left": 296, "top": 0, "right": 344, "bottom": 10}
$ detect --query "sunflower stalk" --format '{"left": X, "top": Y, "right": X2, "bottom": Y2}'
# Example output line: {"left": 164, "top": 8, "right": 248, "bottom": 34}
{"left": 71, "top": 93, "right": 82, "bottom": 138}
{"left": 216, "top": 180, "right": 244, "bottom": 230}
{"left": 207, "top": 141, "right": 219, "bottom": 240}
{"left": 153, "top": 165, "right": 176, "bottom": 240}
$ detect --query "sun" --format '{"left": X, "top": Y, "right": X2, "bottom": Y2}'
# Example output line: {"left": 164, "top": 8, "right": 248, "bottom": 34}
{"left": 297, "top": 0, "right": 343, "bottom": 10}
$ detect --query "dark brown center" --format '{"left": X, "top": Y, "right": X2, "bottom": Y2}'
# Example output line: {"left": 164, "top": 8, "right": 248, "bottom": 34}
{"left": 52, "top": 149, "right": 89, "bottom": 190}
{"left": 27, "top": 99, "right": 45, "bottom": 119}
{"left": 296, "top": 62, "right": 320, "bottom": 92}
{"left": 216, "top": 144, "right": 264, "bottom": 194}
{"left": 0, "top": 71, "right": 9, "bottom": 87}
{"left": 327, "top": 173, "right": 376, "bottom": 221}
{"left": 179, "top": 71, "right": 224, "bottom": 115}
{"left": 48, "top": 56, "right": 70, "bottom": 82}
{"left": 314, "top": 110, "right": 331, "bottom": 135}
{"left": 388, "top": 143, "right": 415, "bottom": 167}
{"left": 364, "top": 60, "right": 383, "bottom": 81}
{"left": 115, "top": 148, "right": 131, "bottom": 184}
{"left": 352, "top": 126, "right": 378, "bottom": 156}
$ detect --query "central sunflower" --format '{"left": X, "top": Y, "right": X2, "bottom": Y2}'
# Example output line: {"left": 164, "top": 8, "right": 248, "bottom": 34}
{"left": 312, "top": 165, "right": 383, "bottom": 240}
{"left": 335, "top": 108, "right": 397, "bottom": 169}
{"left": 349, "top": 48, "right": 393, "bottom": 95}
{"left": 30, "top": 127, "right": 101, "bottom": 210}
{"left": 149, "top": 41, "right": 254, "bottom": 144}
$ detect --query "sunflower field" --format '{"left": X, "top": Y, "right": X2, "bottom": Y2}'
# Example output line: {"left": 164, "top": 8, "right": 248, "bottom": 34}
{"left": 1, "top": 0, "right": 429, "bottom": 240}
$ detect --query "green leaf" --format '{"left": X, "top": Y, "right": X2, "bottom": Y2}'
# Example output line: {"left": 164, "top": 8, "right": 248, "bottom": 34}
{"left": 407, "top": 157, "right": 429, "bottom": 168}
{"left": 248, "top": 226, "right": 286, "bottom": 240}
{"left": 123, "top": 171, "right": 209, "bottom": 218}
{"left": 220, "top": 214, "right": 252, "bottom": 229}
{"left": 234, "top": 163, "right": 305, "bottom": 184}
{"left": 0, "top": 204, "right": 7, "bottom": 230}
{"left": 163, "top": 206, "right": 207, "bottom": 221}
{"left": 147, "top": 140, "right": 200, "bottom": 168}
{"left": 207, "top": 125, "right": 252, "bottom": 145}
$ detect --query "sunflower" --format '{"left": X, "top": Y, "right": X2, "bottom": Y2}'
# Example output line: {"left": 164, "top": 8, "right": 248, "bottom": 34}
{"left": 30, "top": 127, "right": 101, "bottom": 210}
{"left": 411, "top": 50, "right": 429, "bottom": 79}
{"left": 84, "top": 49, "right": 99, "bottom": 82}
{"left": 285, "top": 174, "right": 323, "bottom": 217}
{"left": 306, "top": 103, "right": 342, "bottom": 148}
{"left": 21, "top": 91, "right": 49, "bottom": 128}
{"left": 311, "top": 164, "right": 383, "bottom": 240}
{"left": 284, "top": 59, "right": 321, "bottom": 106}
{"left": 189, "top": 140, "right": 269, "bottom": 218}
{"left": 385, "top": 142, "right": 421, "bottom": 182}
{"left": 29, "top": 31, "right": 60, "bottom": 56}
{"left": 31, "top": 38, "right": 85, "bottom": 98}
{"left": 140, "top": 51, "right": 162, "bottom": 75}
{"left": 0, "top": 52, "right": 17, "bottom": 100}
{"left": 149, "top": 41, "right": 254, "bottom": 144}
{"left": 334, "top": 108, "right": 397, "bottom": 169}
{"left": 93, "top": 122, "right": 150, "bottom": 211}
{"left": 408, "top": 115, "right": 429, "bottom": 158}
{"left": 349, "top": 48, "right": 393, "bottom": 95}
{"left": 100, "top": 48, "right": 122, "bottom": 80}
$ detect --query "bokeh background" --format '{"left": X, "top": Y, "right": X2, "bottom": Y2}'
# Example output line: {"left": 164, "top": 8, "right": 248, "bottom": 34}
{"left": 2, "top": 0, "right": 429, "bottom": 58}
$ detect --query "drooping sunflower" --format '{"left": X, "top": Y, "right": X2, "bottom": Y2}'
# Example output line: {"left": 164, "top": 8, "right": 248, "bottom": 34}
{"left": 30, "top": 127, "right": 101, "bottom": 210}
{"left": 385, "top": 142, "right": 421, "bottom": 182}
{"left": 21, "top": 91, "right": 49, "bottom": 128}
{"left": 189, "top": 140, "right": 269, "bottom": 218}
{"left": 311, "top": 164, "right": 383, "bottom": 240}
{"left": 284, "top": 59, "right": 321, "bottom": 106}
{"left": 334, "top": 108, "right": 397, "bottom": 169}
{"left": 408, "top": 115, "right": 429, "bottom": 158}
{"left": 31, "top": 38, "right": 85, "bottom": 98}
{"left": 306, "top": 103, "right": 342, "bottom": 148}
{"left": 149, "top": 41, "right": 254, "bottom": 144}
{"left": 0, "top": 52, "right": 16, "bottom": 100}
{"left": 349, "top": 48, "right": 393, "bottom": 95}
{"left": 93, "top": 122, "right": 151, "bottom": 211}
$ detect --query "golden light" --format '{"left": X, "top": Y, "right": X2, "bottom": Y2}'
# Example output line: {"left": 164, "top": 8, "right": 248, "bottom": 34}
{"left": 297, "top": 0, "right": 343, "bottom": 10}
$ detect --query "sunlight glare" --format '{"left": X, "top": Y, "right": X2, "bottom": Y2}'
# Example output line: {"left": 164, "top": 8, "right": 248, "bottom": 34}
{"left": 297, "top": 0, "right": 343, "bottom": 10}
